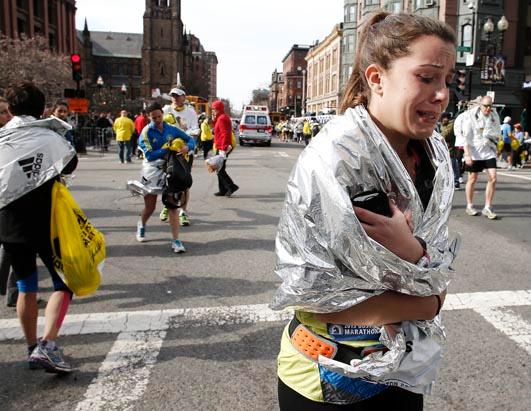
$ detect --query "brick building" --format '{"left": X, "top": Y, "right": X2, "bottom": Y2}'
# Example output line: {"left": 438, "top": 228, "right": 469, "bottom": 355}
{"left": 279, "top": 44, "right": 310, "bottom": 117}
{"left": 1, "top": 0, "right": 77, "bottom": 54}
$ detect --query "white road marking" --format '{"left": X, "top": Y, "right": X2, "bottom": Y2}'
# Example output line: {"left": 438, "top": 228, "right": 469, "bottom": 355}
{"left": 498, "top": 171, "right": 531, "bottom": 182}
{"left": 474, "top": 307, "right": 531, "bottom": 355}
{"left": 277, "top": 151, "right": 289, "bottom": 158}
{"left": 0, "top": 290, "right": 530, "bottom": 341}
{"left": 75, "top": 330, "right": 167, "bottom": 411}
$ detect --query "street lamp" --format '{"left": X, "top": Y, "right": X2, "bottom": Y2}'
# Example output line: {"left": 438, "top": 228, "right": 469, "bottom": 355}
{"left": 302, "top": 69, "right": 307, "bottom": 116}
{"left": 96, "top": 75, "right": 104, "bottom": 88}
{"left": 121, "top": 83, "right": 127, "bottom": 107}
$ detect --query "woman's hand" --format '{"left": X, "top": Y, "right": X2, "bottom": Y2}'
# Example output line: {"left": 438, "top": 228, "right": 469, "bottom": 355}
{"left": 354, "top": 201, "right": 423, "bottom": 264}
{"left": 179, "top": 146, "right": 189, "bottom": 155}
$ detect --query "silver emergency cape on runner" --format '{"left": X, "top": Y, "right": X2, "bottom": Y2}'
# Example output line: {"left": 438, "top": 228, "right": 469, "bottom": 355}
{"left": 126, "top": 158, "right": 166, "bottom": 196}
{"left": 272, "top": 105, "right": 459, "bottom": 394}
{"left": 0, "top": 116, "right": 75, "bottom": 208}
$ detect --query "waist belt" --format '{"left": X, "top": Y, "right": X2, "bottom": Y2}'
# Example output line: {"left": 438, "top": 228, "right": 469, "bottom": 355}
{"left": 288, "top": 316, "right": 364, "bottom": 364}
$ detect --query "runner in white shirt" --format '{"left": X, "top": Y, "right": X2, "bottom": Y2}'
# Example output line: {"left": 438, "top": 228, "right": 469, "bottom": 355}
{"left": 462, "top": 95, "right": 500, "bottom": 220}
{"left": 161, "top": 88, "right": 199, "bottom": 226}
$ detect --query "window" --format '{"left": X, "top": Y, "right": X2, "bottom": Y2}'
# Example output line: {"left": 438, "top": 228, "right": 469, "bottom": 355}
{"left": 297, "top": 81, "right": 302, "bottom": 89}
{"left": 332, "top": 48, "right": 338, "bottom": 66}
{"left": 244, "top": 115, "right": 256, "bottom": 125}
{"left": 415, "top": 0, "right": 423, "bottom": 9}
{"left": 257, "top": 116, "right": 268, "bottom": 125}
{"left": 365, "top": 0, "right": 380, "bottom": 5}
{"left": 391, "top": 1, "right": 402, "bottom": 13}
{"left": 461, "top": 23, "right": 472, "bottom": 57}
{"left": 349, "top": 5, "right": 356, "bottom": 22}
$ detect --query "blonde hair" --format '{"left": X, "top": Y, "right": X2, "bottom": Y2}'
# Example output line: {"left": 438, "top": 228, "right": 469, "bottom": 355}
{"left": 340, "top": 12, "right": 456, "bottom": 113}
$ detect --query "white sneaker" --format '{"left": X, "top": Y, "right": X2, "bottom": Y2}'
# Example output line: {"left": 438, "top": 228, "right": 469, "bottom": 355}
{"left": 465, "top": 206, "right": 479, "bottom": 216}
{"left": 136, "top": 222, "right": 145, "bottom": 242}
{"left": 482, "top": 207, "right": 497, "bottom": 220}
{"left": 171, "top": 239, "right": 186, "bottom": 253}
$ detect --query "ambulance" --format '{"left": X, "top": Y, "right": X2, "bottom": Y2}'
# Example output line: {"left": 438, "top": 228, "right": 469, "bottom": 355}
{"left": 238, "top": 105, "right": 273, "bottom": 146}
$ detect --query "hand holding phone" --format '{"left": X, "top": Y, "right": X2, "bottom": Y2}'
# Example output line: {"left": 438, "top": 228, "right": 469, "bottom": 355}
{"left": 350, "top": 190, "right": 392, "bottom": 217}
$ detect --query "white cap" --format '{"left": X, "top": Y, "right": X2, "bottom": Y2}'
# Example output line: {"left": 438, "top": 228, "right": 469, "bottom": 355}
{"left": 503, "top": 116, "right": 511, "bottom": 124}
{"left": 169, "top": 88, "right": 185, "bottom": 97}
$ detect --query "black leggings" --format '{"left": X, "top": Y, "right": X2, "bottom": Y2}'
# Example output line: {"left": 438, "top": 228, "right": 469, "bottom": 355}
{"left": 278, "top": 378, "right": 423, "bottom": 410}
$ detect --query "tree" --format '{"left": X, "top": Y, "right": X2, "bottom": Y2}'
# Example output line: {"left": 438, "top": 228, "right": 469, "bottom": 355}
{"left": 0, "top": 35, "right": 74, "bottom": 101}
{"left": 251, "top": 88, "right": 270, "bottom": 106}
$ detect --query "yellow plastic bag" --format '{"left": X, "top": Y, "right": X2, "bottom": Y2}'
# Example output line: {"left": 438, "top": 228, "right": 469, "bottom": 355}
{"left": 497, "top": 139, "right": 504, "bottom": 154}
{"left": 510, "top": 138, "right": 520, "bottom": 151}
{"left": 50, "top": 181, "right": 105, "bottom": 296}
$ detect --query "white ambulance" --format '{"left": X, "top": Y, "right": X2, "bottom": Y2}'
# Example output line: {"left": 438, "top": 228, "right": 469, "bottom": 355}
{"left": 238, "top": 105, "right": 272, "bottom": 146}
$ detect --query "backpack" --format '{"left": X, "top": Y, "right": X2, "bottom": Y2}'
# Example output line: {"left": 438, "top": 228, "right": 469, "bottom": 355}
{"left": 162, "top": 151, "right": 193, "bottom": 209}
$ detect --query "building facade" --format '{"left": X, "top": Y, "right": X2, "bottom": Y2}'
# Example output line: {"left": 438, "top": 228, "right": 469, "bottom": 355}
{"left": 1, "top": 0, "right": 77, "bottom": 54}
{"left": 306, "top": 24, "right": 342, "bottom": 115}
{"left": 279, "top": 44, "right": 310, "bottom": 117}
{"left": 340, "top": 0, "right": 357, "bottom": 92}
{"left": 339, "top": 0, "right": 526, "bottom": 117}
{"left": 78, "top": 21, "right": 143, "bottom": 100}
{"left": 269, "top": 69, "right": 284, "bottom": 112}
{"left": 78, "top": 0, "right": 217, "bottom": 102}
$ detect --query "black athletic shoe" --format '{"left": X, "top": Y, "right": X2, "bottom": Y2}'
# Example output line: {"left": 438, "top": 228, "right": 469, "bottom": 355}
{"left": 214, "top": 191, "right": 227, "bottom": 196}
{"left": 226, "top": 185, "right": 239, "bottom": 197}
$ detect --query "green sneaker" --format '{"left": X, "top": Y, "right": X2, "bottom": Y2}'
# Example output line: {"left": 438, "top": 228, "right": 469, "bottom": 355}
{"left": 179, "top": 211, "right": 190, "bottom": 226}
{"left": 159, "top": 206, "right": 169, "bottom": 222}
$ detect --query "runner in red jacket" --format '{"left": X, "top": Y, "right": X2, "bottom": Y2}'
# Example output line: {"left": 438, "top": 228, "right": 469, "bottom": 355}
{"left": 212, "top": 100, "right": 239, "bottom": 197}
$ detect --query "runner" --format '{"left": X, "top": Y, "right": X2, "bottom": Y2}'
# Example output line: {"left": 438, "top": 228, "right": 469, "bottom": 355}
{"left": 136, "top": 102, "right": 195, "bottom": 253}
{"left": 162, "top": 88, "right": 199, "bottom": 226}
{"left": 0, "top": 82, "right": 78, "bottom": 373}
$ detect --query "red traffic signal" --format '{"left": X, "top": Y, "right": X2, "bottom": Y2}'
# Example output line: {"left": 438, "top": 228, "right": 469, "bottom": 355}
{"left": 70, "top": 53, "right": 82, "bottom": 82}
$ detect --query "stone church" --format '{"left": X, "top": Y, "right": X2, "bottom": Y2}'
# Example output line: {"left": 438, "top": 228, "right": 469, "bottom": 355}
{"left": 77, "top": 0, "right": 217, "bottom": 101}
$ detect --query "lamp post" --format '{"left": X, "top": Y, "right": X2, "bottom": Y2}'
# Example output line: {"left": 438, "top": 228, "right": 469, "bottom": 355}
{"left": 121, "top": 83, "right": 127, "bottom": 108}
{"left": 482, "top": 15, "right": 509, "bottom": 91}
{"left": 302, "top": 69, "right": 307, "bottom": 116}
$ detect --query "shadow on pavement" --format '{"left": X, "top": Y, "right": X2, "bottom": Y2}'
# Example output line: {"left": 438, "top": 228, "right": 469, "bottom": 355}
{"left": 73, "top": 275, "right": 277, "bottom": 309}
{"left": 159, "top": 323, "right": 283, "bottom": 363}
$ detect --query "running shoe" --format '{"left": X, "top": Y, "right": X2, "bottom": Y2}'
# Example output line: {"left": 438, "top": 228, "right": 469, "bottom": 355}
{"left": 179, "top": 211, "right": 190, "bottom": 226}
{"left": 465, "top": 206, "right": 479, "bottom": 216}
{"left": 171, "top": 239, "right": 186, "bottom": 253}
{"left": 136, "top": 221, "right": 145, "bottom": 242}
{"left": 27, "top": 342, "right": 39, "bottom": 370}
{"left": 482, "top": 207, "right": 497, "bottom": 220}
{"left": 29, "top": 340, "right": 72, "bottom": 374}
{"left": 159, "top": 206, "right": 169, "bottom": 222}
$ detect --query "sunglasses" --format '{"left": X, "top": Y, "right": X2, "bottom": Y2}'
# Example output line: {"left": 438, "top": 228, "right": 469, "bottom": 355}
{"left": 482, "top": 104, "right": 492, "bottom": 108}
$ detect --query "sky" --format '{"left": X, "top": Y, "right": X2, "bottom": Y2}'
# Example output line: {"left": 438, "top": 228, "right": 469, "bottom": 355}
{"left": 75, "top": 0, "right": 344, "bottom": 108}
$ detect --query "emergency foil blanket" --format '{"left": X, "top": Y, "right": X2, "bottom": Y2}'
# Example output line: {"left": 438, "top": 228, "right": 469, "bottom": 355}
{"left": 127, "top": 159, "right": 166, "bottom": 196}
{"left": 272, "top": 106, "right": 459, "bottom": 394}
{"left": 0, "top": 116, "right": 75, "bottom": 208}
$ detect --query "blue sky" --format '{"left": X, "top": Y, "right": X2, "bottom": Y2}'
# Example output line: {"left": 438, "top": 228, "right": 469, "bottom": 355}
{"left": 75, "top": 0, "right": 344, "bottom": 107}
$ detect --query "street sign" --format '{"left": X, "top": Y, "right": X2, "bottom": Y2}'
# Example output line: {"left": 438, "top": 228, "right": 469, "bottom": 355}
{"left": 465, "top": 54, "right": 475, "bottom": 67}
{"left": 457, "top": 46, "right": 472, "bottom": 52}
{"left": 68, "top": 98, "right": 89, "bottom": 113}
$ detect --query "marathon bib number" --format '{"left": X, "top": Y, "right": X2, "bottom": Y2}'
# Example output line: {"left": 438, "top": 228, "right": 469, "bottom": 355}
{"left": 327, "top": 324, "right": 381, "bottom": 341}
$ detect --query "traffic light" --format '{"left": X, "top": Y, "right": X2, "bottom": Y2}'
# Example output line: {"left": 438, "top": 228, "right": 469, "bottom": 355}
{"left": 456, "top": 69, "right": 467, "bottom": 92}
{"left": 70, "top": 53, "right": 82, "bottom": 83}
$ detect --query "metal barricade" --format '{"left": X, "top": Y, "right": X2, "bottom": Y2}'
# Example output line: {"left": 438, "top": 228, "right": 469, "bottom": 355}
{"left": 74, "top": 127, "right": 112, "bottom": 156}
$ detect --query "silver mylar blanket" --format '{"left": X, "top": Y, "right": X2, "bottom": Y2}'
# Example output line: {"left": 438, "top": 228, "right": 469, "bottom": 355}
{"left": 0, "top": 116, "right": 75, "bottom": 208}
{"left": 272, "top": 106, "right": 459, "bottom": 393}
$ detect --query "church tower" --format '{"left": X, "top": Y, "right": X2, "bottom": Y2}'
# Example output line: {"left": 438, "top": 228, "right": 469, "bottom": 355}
{"left": 141, "top": 0, "right": 184, "bottom": 98}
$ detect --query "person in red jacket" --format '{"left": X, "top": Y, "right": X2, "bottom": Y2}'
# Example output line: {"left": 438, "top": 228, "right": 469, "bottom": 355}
{"left": 134, "top": 110, "right": 149, "bottom": 159}
{"left": 212, "top": 100, "right": 239, "bottom": 196}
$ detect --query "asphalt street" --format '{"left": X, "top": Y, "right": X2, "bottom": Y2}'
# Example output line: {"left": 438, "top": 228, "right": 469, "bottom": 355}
{"left": 0, "top": 137, "right": 530, "bottom": 410}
